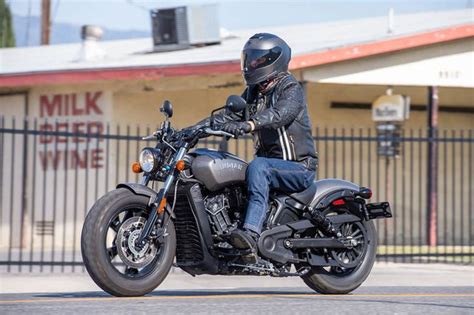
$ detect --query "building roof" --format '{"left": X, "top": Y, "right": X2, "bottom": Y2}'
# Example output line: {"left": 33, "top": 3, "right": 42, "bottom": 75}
{"left": 0, "top": 8, "right": 473, "bottom": 87}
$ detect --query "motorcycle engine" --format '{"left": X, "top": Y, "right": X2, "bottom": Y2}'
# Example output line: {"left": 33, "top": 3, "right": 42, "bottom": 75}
{"left": 204, "top": 194, "right": 233, "bottom": 236}
{"left": 204, "top": 189, "right": 245, "bottom": 237}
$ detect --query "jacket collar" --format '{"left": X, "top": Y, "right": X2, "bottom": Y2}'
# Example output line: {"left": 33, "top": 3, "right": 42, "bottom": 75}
{"left": 258, "top": 72, "right": 289, "bottom": 95}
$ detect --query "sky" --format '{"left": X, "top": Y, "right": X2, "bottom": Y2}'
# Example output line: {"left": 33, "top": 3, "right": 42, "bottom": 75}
{"left": 7, "top": 0, "right": 473, "bottom": 32}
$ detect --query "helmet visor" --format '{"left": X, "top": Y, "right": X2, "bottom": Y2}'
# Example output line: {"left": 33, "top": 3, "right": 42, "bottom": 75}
{"left": 241, "top": 47, "right": 282, "bottom": 72}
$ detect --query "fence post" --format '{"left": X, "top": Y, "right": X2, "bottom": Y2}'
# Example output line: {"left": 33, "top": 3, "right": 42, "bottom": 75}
{"left": 427, "top": 86, "right": 438, "bottom": 246}
{"left": 19, "top": 118, "right": 29, "bottom": 254}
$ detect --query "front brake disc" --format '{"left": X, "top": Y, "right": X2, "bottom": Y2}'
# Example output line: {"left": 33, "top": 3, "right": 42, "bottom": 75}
{"left": 116, "top": 216, "right": 158, "bottom": 269}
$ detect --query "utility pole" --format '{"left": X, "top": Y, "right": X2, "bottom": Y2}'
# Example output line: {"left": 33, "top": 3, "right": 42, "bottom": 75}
{"left": 41, "top": 0, "right": 51, "bottom": 45}
{"left": 427, "top": 86, "right": 439, "bottom": 246}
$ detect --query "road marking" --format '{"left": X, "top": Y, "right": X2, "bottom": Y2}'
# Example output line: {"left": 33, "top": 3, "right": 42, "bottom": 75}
{"left": 1, "top": 293, "right": 473, "bottom": 304}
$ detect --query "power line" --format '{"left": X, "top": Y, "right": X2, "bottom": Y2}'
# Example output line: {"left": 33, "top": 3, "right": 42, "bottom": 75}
{"left": 52, "top": 0, "right": 60, "bottom": 23}
{"left": 126, "top": 0, "right": 150, "bottom": 12}
{"left": 25, "top": 0, "right": 32, "bottom": 46}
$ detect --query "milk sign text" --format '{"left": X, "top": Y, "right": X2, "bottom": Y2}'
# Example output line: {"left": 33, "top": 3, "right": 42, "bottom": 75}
{"left": 38, "top": 91, "right": 106, "bottom": 171}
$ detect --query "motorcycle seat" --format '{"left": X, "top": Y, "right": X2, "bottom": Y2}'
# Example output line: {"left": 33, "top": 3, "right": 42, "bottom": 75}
{"left": 288, "top": 182, "right": 318, "bottom": 204}
{"left": 288, "top": 179, "right": 361, "bottom": 206}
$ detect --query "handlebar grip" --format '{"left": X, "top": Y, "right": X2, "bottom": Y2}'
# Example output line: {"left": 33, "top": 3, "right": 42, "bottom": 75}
{"left": 203, "top": 127, "right": 235, "bottom": 138}
{"left": 142, "top": 135, "right": 156, "bottom": 140}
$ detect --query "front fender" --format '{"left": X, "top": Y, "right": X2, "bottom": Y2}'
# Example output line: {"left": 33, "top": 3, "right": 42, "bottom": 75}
{"left": 116, "top": 183, "right": 158, "bottom": 200}
{"left": 117, "top": 183, "right": 176, "bottom": 218}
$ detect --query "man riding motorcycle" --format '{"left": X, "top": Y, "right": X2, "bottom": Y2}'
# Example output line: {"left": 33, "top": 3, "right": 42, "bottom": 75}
{"left": 81, "top": 32, "right": 391, "bottom": 297}
{"left": 192, "top": 33, "right": 318, "bottom": 258}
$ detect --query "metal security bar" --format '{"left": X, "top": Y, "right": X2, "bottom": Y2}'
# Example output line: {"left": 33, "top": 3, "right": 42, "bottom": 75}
{"left": 0, "top": 116, "right": 472, "bottom": 273}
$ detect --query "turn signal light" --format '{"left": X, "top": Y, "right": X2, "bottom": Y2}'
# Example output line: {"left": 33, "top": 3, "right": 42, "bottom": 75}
{"left": 176, "top": 160, "right": 186, "bottom": 172}
{"left": 359, "top": 187, "right": 373, "bottom": 199}
{"left": 131, "top": 162, "right": 142, "bottom": 173}
{"left": 157, "top": 198, "right": 167, "bottom": 214}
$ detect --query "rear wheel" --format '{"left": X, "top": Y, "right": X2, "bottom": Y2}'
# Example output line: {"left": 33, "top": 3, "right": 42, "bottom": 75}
{"left": 300, "top": 209, "right": 377, "bottom": 294}
{"left": 81, "top": 188, "right": 176, "bottom": 297}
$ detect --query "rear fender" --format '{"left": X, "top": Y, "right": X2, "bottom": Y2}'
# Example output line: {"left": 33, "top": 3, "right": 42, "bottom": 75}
{"left": 270, "top": 179, "right": 362, "bottom": 226}
{"left": 308, "top": 179, "right": 370, "bottom": 220}
{"left": 316, "top": 189, "right": 371, "bottom": 220}
{"left": 309, "top": 179, "right": 360, "bottom": 209}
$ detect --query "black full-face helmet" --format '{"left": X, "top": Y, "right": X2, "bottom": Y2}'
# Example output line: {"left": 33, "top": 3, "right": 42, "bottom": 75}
{"left": 241, "top": 33, "right": 292, "bottom": 85}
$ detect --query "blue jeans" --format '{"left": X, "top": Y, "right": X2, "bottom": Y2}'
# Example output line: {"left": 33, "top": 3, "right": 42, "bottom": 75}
{"left": 243, "top": 157, "right": 316, "bottom": 234}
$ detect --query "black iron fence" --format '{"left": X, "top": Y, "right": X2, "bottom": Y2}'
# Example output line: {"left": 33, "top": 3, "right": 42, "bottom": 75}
{"left": 0, "top": 116, "right": 472, "bottom": 272}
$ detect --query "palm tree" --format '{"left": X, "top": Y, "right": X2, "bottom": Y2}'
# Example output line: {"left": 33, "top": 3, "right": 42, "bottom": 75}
{"left": 0, "top": 0, "right": 16, "bottom": 48}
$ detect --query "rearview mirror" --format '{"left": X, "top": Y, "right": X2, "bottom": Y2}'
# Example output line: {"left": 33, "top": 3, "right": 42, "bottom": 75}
{"left": 160, "top": 100, "right": 173, "bottom": 118}
{"left": 225, "top": 95, "right": 247, "bottom": 113}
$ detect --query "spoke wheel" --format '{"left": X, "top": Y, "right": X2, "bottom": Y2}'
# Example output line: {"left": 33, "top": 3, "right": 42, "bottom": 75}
{"left": 329, "top": 221, "right": 367, "bottom": 269}
{"left": 299, "top": 206, "right": 377, "bottom": 294}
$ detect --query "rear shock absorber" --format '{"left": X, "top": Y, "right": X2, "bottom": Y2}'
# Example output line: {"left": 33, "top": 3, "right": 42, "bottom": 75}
{"left": 308, "top": 207, "right": 338, "bottom": 237}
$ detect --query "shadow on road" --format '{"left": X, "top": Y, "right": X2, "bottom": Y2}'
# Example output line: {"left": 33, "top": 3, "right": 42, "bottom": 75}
{"left": 30, "top": 285, "right": 474, "bottom": 311}
{"left": 35, "top": 289, "right": 315, "bottom": 299}
{"left": 341, "top": 298, "right": 474, "bottom": 311}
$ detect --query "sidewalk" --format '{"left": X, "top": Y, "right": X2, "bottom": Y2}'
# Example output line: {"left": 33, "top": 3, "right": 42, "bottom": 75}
{"left": 1, "top": 263, "right": 473, "bottom": 294}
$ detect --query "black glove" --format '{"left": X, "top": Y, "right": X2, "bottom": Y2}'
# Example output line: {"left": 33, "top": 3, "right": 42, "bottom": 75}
{"left": 221, "top": 121, "right": 252, "bottom": 137}
{"left": 180, "top": 124, "right": 202, "bottom": 140}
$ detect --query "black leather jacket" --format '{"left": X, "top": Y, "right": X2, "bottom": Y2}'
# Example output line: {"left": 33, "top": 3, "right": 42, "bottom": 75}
{"left": 196, "top": 73, "right": 318, "bottom": 170}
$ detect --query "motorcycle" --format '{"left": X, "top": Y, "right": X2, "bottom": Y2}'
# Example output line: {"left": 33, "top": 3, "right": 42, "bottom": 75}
{"left": 81, "top": 97, "right": 392, "bottom": 297}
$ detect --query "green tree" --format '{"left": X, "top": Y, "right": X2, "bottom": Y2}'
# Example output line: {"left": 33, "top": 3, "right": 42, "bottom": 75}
{"left": 0, "top": 0, "right": 16, "bottom": 48}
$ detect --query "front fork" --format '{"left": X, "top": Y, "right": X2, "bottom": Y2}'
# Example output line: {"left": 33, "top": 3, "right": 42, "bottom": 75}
{"left": 136, "top": 146, "right": 187, "bottom": 247}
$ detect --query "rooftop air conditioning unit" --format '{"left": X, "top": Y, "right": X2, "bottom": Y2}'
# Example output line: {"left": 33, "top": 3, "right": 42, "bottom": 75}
{"left": 151, "top": 4, "right": 221, "bottom": 52}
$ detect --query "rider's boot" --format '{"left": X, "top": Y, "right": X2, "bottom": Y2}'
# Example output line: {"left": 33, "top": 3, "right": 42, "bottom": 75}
{"left": 229, "top": 228, "right": 259, "bottom": 263}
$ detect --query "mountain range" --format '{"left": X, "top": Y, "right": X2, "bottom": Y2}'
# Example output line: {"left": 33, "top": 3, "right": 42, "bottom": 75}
{"left": 13, "top": 14, "right": 150, "bottom": 47}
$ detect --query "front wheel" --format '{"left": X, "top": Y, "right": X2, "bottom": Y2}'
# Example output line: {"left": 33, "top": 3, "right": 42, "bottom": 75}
{"left": 81, "top": 188, "right": 176, "bottom": 297}
{"left": 300, "top": 215, "right": 377, "bottom": 294}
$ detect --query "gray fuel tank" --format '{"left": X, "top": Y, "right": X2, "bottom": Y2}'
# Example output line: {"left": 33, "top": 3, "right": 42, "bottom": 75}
{"left": 190, "top": 148, "right": 248, "bottom": 191}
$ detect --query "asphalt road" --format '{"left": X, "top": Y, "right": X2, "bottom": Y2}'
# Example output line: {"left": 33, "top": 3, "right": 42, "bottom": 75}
{"left": 1, "top": 264, "right": 473, "bottom": 314}
{"left": 1, "top": 286, "right": 473, "bottom": 314}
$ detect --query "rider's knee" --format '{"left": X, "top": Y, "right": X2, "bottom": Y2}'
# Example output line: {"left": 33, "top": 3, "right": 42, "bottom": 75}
{"left": 247, "top": 157, "right": 269, "bottom": 178}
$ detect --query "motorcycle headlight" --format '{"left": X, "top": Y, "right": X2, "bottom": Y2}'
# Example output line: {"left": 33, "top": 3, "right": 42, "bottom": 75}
{"left": 139, "top": 147, "right": 160, "bottom": 173}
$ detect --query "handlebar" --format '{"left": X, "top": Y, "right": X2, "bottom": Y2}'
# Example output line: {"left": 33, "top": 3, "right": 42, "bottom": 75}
{"left": 142, "top": 126, "right": 234, "bottom": 142}
{"left": 203, "top": 128, "right": 235, "bottom": 138}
